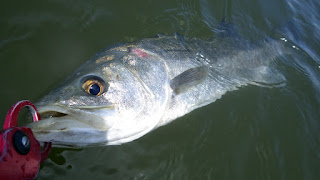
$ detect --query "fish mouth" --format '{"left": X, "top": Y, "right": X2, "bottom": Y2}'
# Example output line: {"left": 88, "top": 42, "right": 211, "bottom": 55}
{"left": 27, "top": 105, "right": 111, "bottom": 147}
{"left": 37, "top": 105, "right": 72, "bottom": 119}
{"left": 28, "top": 105, "right": 155, "bottom": 146}
{"left": 39, "top": 110, "right": 68, "bottom": 119}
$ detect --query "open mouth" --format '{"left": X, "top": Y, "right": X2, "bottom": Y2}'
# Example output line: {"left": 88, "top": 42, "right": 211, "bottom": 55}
{"left": 39, "top": 111, "right": 68, "bottom": 119}
{"left": 28, "top": 105, "right": 110, "bottom": 146}
{"left": 36, "top": 105, "right": 75, "bottom": 120}
{"left": 33, "top": 105, "right": 111, "bottom": 131}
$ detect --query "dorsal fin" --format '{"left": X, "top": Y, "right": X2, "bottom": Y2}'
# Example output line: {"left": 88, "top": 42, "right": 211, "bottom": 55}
{"left": 170, "top": 66, "right": 208, "bottom": 95}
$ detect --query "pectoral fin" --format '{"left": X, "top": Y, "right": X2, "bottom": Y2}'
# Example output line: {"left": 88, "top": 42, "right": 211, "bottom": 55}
{"left": 170, "top": 66, "right": 208, "bottom": 95}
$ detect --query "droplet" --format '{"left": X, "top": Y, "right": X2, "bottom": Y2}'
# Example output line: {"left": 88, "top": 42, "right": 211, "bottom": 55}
{"left": 280, "top": 37, "right": 287, "bottom": 42}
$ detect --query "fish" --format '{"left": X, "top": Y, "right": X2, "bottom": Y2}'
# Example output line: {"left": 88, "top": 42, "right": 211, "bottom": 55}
{"left": 27, "top": 31, "right": 288, "bottom": 147}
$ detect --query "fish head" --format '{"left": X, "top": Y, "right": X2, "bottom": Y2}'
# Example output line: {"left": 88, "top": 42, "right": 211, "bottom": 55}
{"left": 28, "top": 46, "right": 170, "bottom": 146}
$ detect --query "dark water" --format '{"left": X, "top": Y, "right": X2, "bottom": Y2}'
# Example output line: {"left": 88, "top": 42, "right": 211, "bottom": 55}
{"left": 1, "top": 0, "right": 320, "bottom": 179}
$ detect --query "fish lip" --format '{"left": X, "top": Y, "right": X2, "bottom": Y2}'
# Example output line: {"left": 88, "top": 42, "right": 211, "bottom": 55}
{"left": 33, "top": 105, "right": 152, "bottom": 146}
{"left": 28, "top": 104, "right": 114, "bottom": 145}
{"left": 37, "top": 105, "right": 71, "bottom": 117}
{"left": 34, "top": 104, "right": 114, "bottom": 131}
{"left": 36, "top": 104, "right": 114, "bottom": 119}
{"left": 37, "top": 104, "right": 114, "bottom": 113}
{"left": 30, "top": 105, "right": 153, "bottom": 146}
{"left": 28, "top": 117, "right": 109, "bottom": 147}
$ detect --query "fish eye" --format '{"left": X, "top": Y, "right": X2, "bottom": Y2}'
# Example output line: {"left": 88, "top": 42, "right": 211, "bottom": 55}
{"left": 81, "top": 76, "right": 106, "bottom": 96}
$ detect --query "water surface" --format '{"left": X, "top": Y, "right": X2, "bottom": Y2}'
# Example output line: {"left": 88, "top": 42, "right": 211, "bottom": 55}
{"left": 0, "top": 0, "right": 320, "bottom": 179}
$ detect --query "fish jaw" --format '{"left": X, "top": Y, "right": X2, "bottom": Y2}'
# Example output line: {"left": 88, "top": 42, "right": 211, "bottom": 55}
{"left": 27, "top": 105, "right": 113, "bottom": 147}
{"left": 27, "top": 104, "right": 162, "bottom": 147}
{"left": 28, "top": 117, "right": 109, "bottom": 147}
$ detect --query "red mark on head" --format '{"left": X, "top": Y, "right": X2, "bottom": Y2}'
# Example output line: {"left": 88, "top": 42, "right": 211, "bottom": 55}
{"left": 130, "top": 48, "right": 149, "bottom": 58}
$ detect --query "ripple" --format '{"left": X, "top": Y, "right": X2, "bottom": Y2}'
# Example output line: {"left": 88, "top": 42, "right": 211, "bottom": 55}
{"left": 0, "top": 32, "right": 32, "bottom": 49}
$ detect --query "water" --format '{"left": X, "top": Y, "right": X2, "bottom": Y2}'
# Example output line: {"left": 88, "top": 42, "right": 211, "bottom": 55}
{"left": 1, "top": 0, "right": 320, "bottom": 179}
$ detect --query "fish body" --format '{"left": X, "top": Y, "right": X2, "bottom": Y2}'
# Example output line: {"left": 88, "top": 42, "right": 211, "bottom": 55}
{"left": 28, "top": 34, "right": 286, "bottom": 146}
